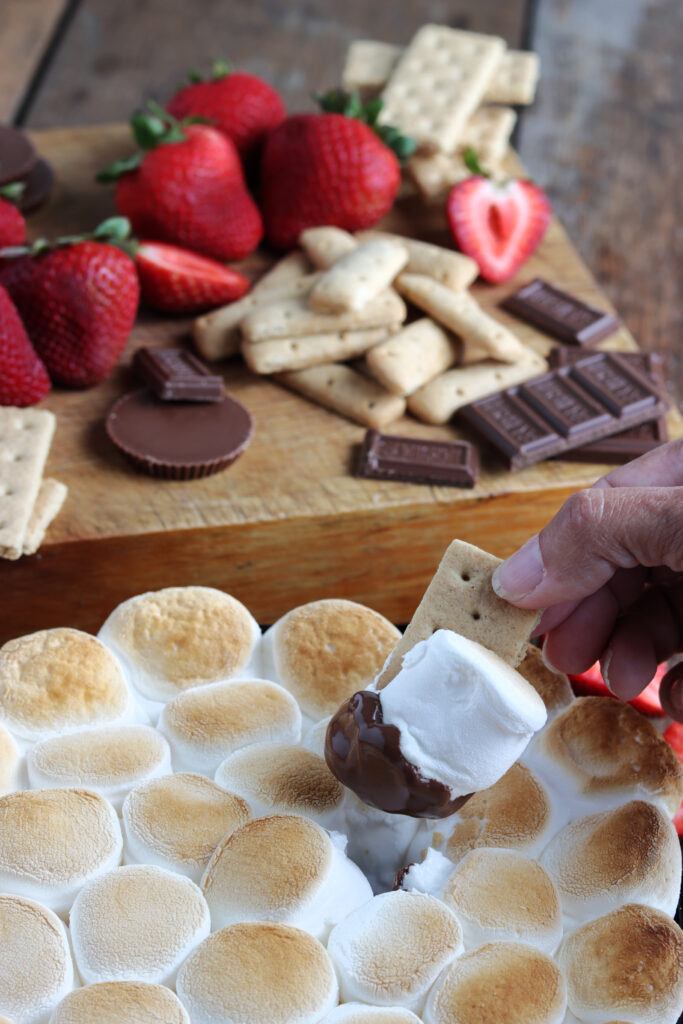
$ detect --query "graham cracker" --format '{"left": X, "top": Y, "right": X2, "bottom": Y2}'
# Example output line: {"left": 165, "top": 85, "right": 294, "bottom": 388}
{"left": 342, "top": 40, "right": 403, "bottom": 98}
{"left": 359, "top": 231, "right": 478, "bottom": 292}
{"left": 299, "top": 226, "right": 358, "bottom": 269}
{"left": 376, "top": 539, "right": 541, "bottom": 687}
{"left": 242, "top": 289, "right": 406, "bottom": 343}
{"left": 459, "top": 105, "right": 517, "bottom": 164}
{"left": 22, "top": 477, "right": 68, "bottom": 555}
{"left": 365, "top": 318, "right": 460, "bottom": 396}
{"left": 251, "top": 251, "right": 313, "bottom": 294}
{"left": 378, "top": 25, "right": 506, "bottom": 154}
{"left": 242, "top": 326, "right": 393, "bottom": 374}
{"left": 274, "top": 363, "right": 406, "bottom": 429}
{"left": 0, "top": 407, "right": 56, "bottom": 560}
{"left": 407, "top": 349, "right": 548, "bottom": 424}
{"left": 406, "top": 150, "right": 476, "bottom": 200}
{"left": 309, "top": 239, "right": 409, "bottom": 313}
{"left": 483, "top": 50, "right": 540, "bottom": 105}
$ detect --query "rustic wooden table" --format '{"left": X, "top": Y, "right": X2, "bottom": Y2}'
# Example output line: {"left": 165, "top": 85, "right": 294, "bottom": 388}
{"left": 4, "top": 0, "right": 681, "bottom": 405}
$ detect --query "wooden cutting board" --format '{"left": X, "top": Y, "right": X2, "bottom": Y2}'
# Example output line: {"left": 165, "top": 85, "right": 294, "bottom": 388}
{"left": 2, "top": 124, "right": 680, "bottom": 643}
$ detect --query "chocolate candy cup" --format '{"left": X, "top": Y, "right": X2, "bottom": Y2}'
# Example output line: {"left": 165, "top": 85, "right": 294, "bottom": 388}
{"left": 325, "top": 689, "right": 471, "bottom": 819}
{"left": 18, "top": 158, "right": 55, "bottom": 213}
{"left": 106, "top": 389, "right": 253, "bottom": 479}
{"left": 0, "top": 125, "right": 36, "bottom": 186}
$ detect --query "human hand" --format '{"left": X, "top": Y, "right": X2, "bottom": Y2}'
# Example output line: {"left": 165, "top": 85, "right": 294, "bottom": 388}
{"left": 491, "top": 440, "right": 683, "bottom": 717}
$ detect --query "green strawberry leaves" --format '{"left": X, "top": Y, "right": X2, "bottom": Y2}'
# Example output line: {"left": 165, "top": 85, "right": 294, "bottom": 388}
{"left": 0, "top": 217, "right": 136, "bottom": 260}
{"left": 315, "top": 89, "right": 416, "bottom": 161}
{"left": 0, "top": 181, "right": 26, "bottom": 204}
{"left": 187, "top": 58, "right": 232, "bottom": 85}
{"left": 96, "top": 101, "right": 205, "bottom": 183}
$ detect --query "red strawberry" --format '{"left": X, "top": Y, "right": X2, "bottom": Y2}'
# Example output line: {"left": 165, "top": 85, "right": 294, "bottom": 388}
{"left": 0, "top": 221, "right": 139, "bottom": 388}
{"left": 167, "top": 59, "right": 285, "bottom": 160}
{"left": 0, "top": 283, "right": 50, "bottom": 406}
{"left": 446, "top": 152, "right": 552, "bottom": 283}
{"left": 260, "top": 91, "right": 413, "bottom": 251}
{"left": 663, "top": 722, "right": 683, "bottom": 835}
{"left": 0, "top": 183, "right": 27, "bottom": 247}
{"left": 135, "top": 240, "right": 250, "bottom": 314}
{"left": 98, "top": 105, "right": 262, "bottom": 262}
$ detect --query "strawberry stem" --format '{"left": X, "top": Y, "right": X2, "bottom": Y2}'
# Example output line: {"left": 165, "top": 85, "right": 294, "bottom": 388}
{"left": 185, "top": 57, "right": 231, "bottom": 85}
{"left": 315, "top": 89, "right": 416, "bottom": 161}
{"left": 0, "top": 217, "right": 137, "bottom": 260}
{"left": 463, "top": 148, "right": 491, "bottom": 178}
{"left": 0, "top": 181, "right": 26, "bottom": 203}
{"left": 96, "top": 101, "right": 199, "bottom": 183}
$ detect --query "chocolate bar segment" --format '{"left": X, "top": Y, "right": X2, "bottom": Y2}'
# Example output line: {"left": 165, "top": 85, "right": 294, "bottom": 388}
{"left": 459, "top": 352, "right": 669, "bottom": 470}
{"left": 547, "top": 349, "right": 669, "bottom": 463}
{"left": 356, "top": 430, "right": 479, "bottom": 488}
{"left": 134, "top": 347, "right": 223, "bottom": 402}
{"left": 502, "top": 279, "right": 620, "bottom": 346}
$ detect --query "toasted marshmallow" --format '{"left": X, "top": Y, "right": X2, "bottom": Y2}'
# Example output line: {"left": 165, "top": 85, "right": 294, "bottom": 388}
{"left": 98, "top": 586, "right": 261, "bottom": 704}
{"left": 0, "top": 628, "right": 140, "bottom": 742}
{"left": 523, "top": 696, "right": 683, "bottom": 819}
{"left": 558, "top": 903, "right": 683, "bottom": 1024}
{"left": 201, "top": 813, "right": 372, "bottom": 940}
{"left": 48, "top": 981, "right": 190, "bottom": 1024}
{"left": 0, "top": 723, "right": 21, "bottom": 795}
{"left": 0, "top": 788, "right": 122, "bottom": 917}
{"left": 177, "top": 922, "right": 338, "bottom": 1024}
{"left": 540, "top": 800, "right": 681, "bottom": 925}
{"left": 0, "top": 894, "right": 74, "bottom": 1024}
{"left": 70, "top": 864, "right": 210, "bottom": 987}
{"left": 408, "top": 761, "right": 560, "bottom": 867}
{"left": 517, "top": 645, "right": 574, "bottom": 720}
{"left": 159, "top": 679, "right": 301, "bottom": 774}
{"left": 321, "top": 1008, "right": 423, "bottom": 1024}
{"left": 27, "top": 725, "right": 171, "bottom": 811}
{"left": 402, "top": 847, "right": 562, "bottom": 955}
{"left": 423, "top": 941, "right": 566, "bottom": 1024}
{"left": 123, "top": 772, "right": 250, "bottom": 882}
{"left": 379, "top": 631, "right": 546, "bottom": 800}
{"left": 260, "top": 599, "right": 400, "bottom": 724}
{"left": 215, "top": 742, "right": 345, "bottom": 828}
{"left": 326, "top": 890, "right": 463, "bottom": 1013}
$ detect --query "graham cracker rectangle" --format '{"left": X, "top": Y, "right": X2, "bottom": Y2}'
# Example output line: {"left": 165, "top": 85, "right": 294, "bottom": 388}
{"left": 406, "top": 150, "right": 475, "bottom": 200}
{"left": 0, "top": 407, "right": 56, "bottom": 560}
{"left": 309, "top": 239, "right": 409, "bottom": 313}
{"left": 396, "top": 274, "right": 527, "bottom": 363}
{"left": 459, "top": 105, "right": 517, "bottom": 164}
{"left": 365, "top": 318, "right": 460, "bottom": 396}
{"left": 376, "top": 538, "right": 541, "bottom": 687}
{"left": 407, "top": 349, "right": 548, "bottom": 424}
{"left": 379, "top": 25, "right": 506, "bottom": 154}
{"left": 342, "top": 40, "right": 403, "bottom": 97}
{"left": 22, "top": 477, "right": 68, "bottom": 555}
{"left": 359, "top": 231, "right": 478, "bottom": 292}
{"left": 299, "top": 227, "right": 358, "bottom": 269}
{"left": 274, "top": 363, "right": 406, "bottom": 429}
{"left": 483, "top": 50, "right": 540, "bottom": 105}
{"left": 251, "top": 251, "right": 313, "bottom": 294}
{"left": 242, "top": 326, "right": 393, "bottom": 374}
{"left": 192, "top": 273, "right": 320, "bottom": 361}
{"left": 242, "top": 289, "right": 406, "bottom": 343}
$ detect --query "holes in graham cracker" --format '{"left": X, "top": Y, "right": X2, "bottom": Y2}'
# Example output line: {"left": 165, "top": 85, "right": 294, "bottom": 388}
{"left": 461, "top": 572, "right": 470, "bottom": 582}
{"left": 471, "top": 611, "right": 481, "bottom": 621}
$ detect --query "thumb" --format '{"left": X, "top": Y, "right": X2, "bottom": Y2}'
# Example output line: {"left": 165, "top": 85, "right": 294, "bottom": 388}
{"left": 492, "top": 486, "right": 683, "bottom": 609}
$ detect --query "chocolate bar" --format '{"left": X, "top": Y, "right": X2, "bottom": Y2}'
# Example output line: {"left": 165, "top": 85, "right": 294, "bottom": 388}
{"left": 458, "top": 351, "right": 669, "bottom": 470}
{"left": 134, "top": 347, "right": 223, "bottom": 402}
{"left": 356, "top": 430, "right": 479, "bottom": 488}
{"left": 548, "top": 349, "right": 669, "bottom": 463}
{"left": 502, "top": 279, "right": 620, "bottom": 346}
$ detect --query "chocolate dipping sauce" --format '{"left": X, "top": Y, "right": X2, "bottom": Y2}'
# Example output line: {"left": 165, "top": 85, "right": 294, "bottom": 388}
{"left": 325, "top": 690, "right": 471, "bottom": 819}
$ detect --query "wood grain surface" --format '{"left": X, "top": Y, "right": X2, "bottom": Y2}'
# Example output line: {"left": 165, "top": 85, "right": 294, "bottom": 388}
{"left": 0, "top": 0, "right": 73, "bottom": 123}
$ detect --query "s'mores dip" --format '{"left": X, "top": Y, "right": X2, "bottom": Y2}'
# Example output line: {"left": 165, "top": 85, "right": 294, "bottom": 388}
{"left": 0, "top": 553, "right": 681, "bottom": 1024}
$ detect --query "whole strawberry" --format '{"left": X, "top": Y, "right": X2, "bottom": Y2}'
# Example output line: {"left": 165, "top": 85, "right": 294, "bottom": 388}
{"left": 0, "top": 183, "right": 27, "bottom": 247}
{"left": 446, "top": 150, "right": 552, "bottom": 283}
{"left": 261, "top": 91, "right": 413, "bottom": 251}
{"left": 167, "top": 59, "right": 285, "bottom": 160}
{"left": 0, "top": 283, "right": 50, "bottom": 406}
{"left": 98, "top": 104, "right": 263, "bottom": 262}
{"left": 0, "top": 219, "right": 139, "bottom": 388}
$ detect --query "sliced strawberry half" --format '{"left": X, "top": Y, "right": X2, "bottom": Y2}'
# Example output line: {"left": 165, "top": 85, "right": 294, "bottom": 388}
{"left": 446, "top": 157, "right": 552, "bottom": 284}
{"left": 663, "top": 722, "right": 683, "bottom": 835}
{"left": 135, "top": 241, "right": 251, "bottom": 315}
{"left": 569, "top": 661, "right": 666, "bottom": 717}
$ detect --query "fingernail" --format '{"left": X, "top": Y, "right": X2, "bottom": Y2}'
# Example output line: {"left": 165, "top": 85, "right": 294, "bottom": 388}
{"left": 601, "top": 647, "right": 615, "bottom": 693}
{"left": 660, "top": 664, "right": 683, "bottom": 722}
{"left": 492, "top": 536, "right": 545, "bottom": 602}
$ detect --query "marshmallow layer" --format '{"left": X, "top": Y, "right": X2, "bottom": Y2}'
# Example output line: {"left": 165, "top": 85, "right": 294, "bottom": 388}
{"left": 176, "top": 922, "right": 339, "bottom": 1024}
{"left": 0, "top": 723, "right": 20, "bottom": 795}
{"left": 0, "top": 894, "right": 74, "bottom": 1024}
{"left": 48, "top": 981, "right": 190, "bottom": 1024}
{"left": 379, "top": 630, "right": 546, "bottom": 797}
{"left": 321, "top": 1008, "right": 423, "bottom": 1024}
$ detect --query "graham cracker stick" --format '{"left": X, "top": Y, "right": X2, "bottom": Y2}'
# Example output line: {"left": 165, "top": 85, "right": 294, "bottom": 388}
{"left": 365, "top": 318, "right": 460, "bottom": 396}
{"left": 376, "top": 539, "right": 541, "bottom": 687}
{"left": 242, "top": 289, "right": 406, "bottom": 343}
{"left": 251, "top": 251, "right": 313, "bottom": 294}
{"left": 193, "top": 273, "right": 320, "bottom": 361}
{"left": 274, "top": 363, "right": 406, "bottom": 429}
{"left": 359, "top": 231, "right": 478, "bottom": 292}
{"left": 379, "top": 25, "right": 506, "bottom": 154}
{"left": 22, "top": 478, "right": 68, "bottom": 555}
{"left": 299, "top": 226, "right": 358, "bottom": 269}
{"left": 0, "top": 407, "right": 56, "bottom": 560}
{"left": 407, "top": 349, "right": 548, "bottom": 424}
{"left": 242, "top": 326, "right": 393, "bottom": 374}
{"left": 396, "top": 274, "right": 527, "bottom": 363}
{"left": 309, "top": 239, "right": 409, "bottom": 313}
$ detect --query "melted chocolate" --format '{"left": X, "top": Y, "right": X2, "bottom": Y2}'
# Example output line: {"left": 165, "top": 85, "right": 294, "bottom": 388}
{"left": 325, "top": 690, "right": 471, "bottom": 819}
